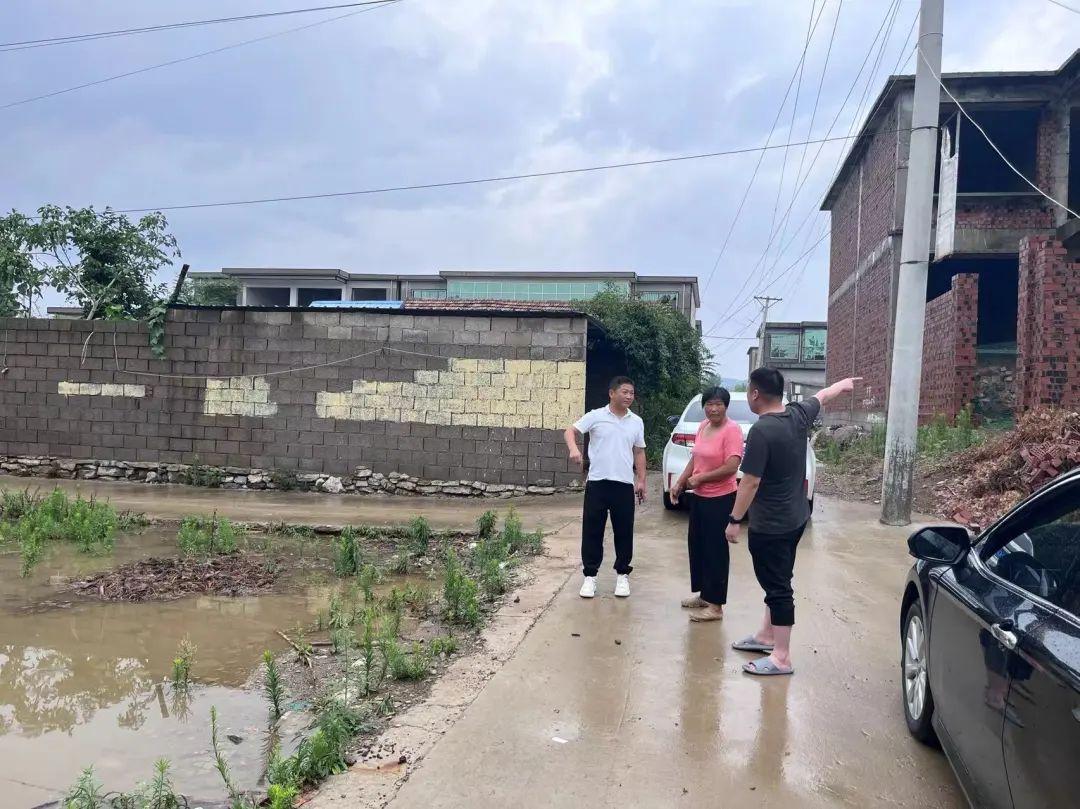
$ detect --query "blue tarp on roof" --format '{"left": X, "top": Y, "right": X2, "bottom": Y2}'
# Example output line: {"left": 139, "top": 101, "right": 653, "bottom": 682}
{"left": 309, "top": 300, "right": 404, "bottom": 309}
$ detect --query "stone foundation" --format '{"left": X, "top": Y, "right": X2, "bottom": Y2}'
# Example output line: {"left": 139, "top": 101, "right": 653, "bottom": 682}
{"left": 0, "top": 456, "right": 581, "bottom": 498}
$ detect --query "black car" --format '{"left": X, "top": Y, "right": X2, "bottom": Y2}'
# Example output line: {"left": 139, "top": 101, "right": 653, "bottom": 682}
{"left": 901, "top": 466, "right": 1080, "bottom": 809}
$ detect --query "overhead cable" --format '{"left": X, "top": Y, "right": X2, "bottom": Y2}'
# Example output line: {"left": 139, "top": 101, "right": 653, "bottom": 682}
{"left": 0, "top": 1, "right": 397, "bottom": 52}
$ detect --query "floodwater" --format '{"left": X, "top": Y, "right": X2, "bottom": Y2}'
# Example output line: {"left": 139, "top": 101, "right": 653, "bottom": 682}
{"left": 0, "top": 526, "right": 433, "bottom": 807}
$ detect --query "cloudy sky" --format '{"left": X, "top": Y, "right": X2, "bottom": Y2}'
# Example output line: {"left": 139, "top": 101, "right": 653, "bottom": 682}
{"left": 2, "top": 0, "right": 1077, "bottom": 377}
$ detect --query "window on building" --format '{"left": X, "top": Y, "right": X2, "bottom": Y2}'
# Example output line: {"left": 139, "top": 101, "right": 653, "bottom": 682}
{"left": 445, "top": 279, "right": 630, "bottom": 301}
{"left": 298, "top": 288, "right": 342, "bottom": 306}
{"left": 768, "top": 332, "right": 799, "bottom": 360}
{"left": 351, "top": 288, "right": 388, "bottom": 301}
{"left": 802, "top": 329, "right": 827, "bottom": 361}
{"left": 639, "top": 291, "right": 680, "bottom": 306}
{"left": 246, "top": 287, "right": 290, "bottom": 307}
{"left": 411, "top": 288, "right": 447, "bottom": 300}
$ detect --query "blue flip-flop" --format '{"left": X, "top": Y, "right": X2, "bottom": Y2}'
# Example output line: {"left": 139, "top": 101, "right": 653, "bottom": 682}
{"left": 743, "top": 656, "right": 793, "bottom": 676}
{"left": 731, "top": 636, "right": 775, "bottom": 653}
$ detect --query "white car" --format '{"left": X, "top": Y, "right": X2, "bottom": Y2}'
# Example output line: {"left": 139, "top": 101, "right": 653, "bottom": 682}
{"left": 660, "top": 392, "right": 817, "bottom": 512}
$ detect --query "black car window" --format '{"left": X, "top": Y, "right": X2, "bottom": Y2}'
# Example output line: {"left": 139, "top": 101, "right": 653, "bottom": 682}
{"left": 981, "top": 480, "right": 1080, "bottom": 611}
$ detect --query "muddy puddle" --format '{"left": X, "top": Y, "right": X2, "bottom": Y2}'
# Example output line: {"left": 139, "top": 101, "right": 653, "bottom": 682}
{"left": 0, "top": 526, "right": 434, "bottom": 807}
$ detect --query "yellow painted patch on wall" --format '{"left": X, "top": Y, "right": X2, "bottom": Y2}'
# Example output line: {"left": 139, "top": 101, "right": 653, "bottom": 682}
{"left": 58, "top": 381, "right": 145, "bottom": 398}
{"left": 316, "top": 358, "right": 585, "bottom": 429}
{"left": 204, "top": 376, "right": 279, "bottom": 417}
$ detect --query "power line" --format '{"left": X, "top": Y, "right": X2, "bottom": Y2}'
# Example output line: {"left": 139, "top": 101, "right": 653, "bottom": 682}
{"left": 0, "top": 1, "right": 397, "bottom": 52}
{"left": 76, "top": 131, "right": 904, "bottom": 215}
{"left": 922, "top": 49, "right": 1080, "bottom": 219}
{"left": 702, "top": 0, "right": 906, "bottom": 336}
{"left": 1045, "top": 0, "right": 1080, "bottom": 14}
{"left": 0, "top": 0, "right": 402, "bottom": 111}
{"left": 699, "top": 0, "right": 831, "bottom": 295}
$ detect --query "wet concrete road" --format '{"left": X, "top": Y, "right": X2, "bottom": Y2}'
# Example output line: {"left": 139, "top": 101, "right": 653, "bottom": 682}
{"left": 388, "top": 496, "right": 966, "bottom": 808}
{"left": 0, "top": 474, "right": 582, "bottom": 531}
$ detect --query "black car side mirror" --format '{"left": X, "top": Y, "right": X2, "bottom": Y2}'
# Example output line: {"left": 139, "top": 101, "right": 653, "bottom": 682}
{"left": 667, "top": 415, "right": 680, "bottom": 427}
{"left": 908, "top": 525, "right": 973, "bottom": 565}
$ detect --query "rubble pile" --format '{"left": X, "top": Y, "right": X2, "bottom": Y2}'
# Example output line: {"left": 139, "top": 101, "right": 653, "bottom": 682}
{"left": 934, "top": 409, "right": 1080, "bottom": 529}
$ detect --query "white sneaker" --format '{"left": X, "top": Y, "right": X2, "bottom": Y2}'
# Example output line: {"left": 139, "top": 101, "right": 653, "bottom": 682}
{"left": 614, "top": 574, "right": 631, "bottom": 598}
{"left": 579, "top": 576, "right": 597, "bottom": 598}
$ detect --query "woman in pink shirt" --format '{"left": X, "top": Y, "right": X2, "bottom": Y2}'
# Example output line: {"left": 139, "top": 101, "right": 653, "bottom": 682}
{"left": 670, "top": 386, "right": 744, "bottom": 622}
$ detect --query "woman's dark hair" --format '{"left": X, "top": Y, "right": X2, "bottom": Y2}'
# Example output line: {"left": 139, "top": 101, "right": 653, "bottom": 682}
{"left": 700, "top": 385, "right": 730, "bottom": 407}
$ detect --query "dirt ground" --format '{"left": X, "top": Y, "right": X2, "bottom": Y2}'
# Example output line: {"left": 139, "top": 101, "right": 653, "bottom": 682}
{"left": 815, "top": 457, "right": 944, "bottom": 518}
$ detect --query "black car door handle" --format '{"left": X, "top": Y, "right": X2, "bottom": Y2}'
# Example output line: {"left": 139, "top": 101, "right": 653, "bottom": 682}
{"left": 991, "top": 622, "right": 1019, "bottom": 650}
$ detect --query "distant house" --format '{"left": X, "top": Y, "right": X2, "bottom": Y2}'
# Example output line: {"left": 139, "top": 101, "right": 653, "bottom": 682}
{"left": 186, "top": 268, "right": 701, "bottom": 325}
{"left": 746, "top": 321, "right": 827, "bottom": 401}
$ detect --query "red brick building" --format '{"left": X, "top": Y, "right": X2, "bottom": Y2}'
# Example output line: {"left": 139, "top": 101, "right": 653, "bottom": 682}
{"left": 821, "top": 51, "right": 1080, "bottom": 424}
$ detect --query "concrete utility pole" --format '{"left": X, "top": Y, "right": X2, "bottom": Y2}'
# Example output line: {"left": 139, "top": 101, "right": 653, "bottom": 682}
{"left": 754, "top": 296, "right": 782, "bottom": 368}
{"left": 880, "top": 0, "right": 945, "bottom": 526}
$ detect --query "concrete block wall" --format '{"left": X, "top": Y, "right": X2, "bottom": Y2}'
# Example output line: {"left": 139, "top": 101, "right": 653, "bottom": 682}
{"left": 919, "top": 274, "right": 979, "bottom": 423}
{"left": 1016, "top": 237, "right": 1080, "bottom": 411}
{"left": 0, "top": 309, "right": 588, "bottom": 488}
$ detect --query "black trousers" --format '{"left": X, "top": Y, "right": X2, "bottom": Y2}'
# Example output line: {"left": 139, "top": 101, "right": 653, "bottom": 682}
{"left": 748, "top": 522, "right": 807, "bottom": 627}
{"left": 581, "top": 480, "right": 635, "bottom": 577}
{"left": 687, "top": 492, "right": 735, "bottom": 605}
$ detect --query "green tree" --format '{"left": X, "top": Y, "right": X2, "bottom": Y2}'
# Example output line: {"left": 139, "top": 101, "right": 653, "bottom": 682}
{"left": 581, "top": 289, "right": 710, "bottom": 459}
{"left": 0, "top": 211, "right": 48, "bottom": 316}
{"left": 0, "top": 205, "right": 179, "bottom": 320}
{"left": 177, "top": 275, "right": 240, "bottom": 306}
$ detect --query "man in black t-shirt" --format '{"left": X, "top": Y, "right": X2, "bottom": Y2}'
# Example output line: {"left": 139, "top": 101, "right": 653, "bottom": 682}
{"left": 725, "top": 368, "right": 861, "bottom": 676}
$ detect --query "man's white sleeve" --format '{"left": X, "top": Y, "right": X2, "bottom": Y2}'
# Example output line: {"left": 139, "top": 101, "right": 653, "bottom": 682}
{"left": 635, "top": 418, "right": 646, "bottom": 449}
{"left": 573, "top": 409, "right": 596, "bottom": 434}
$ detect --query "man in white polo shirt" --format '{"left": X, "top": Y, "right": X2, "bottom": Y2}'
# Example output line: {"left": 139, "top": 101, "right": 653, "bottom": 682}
{"left": 563, "top": 376, "right": 647, "bottom": 599}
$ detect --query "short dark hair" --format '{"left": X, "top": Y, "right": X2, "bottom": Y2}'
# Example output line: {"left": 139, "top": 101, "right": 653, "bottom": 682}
{"left": 608, "top": 375, "right": 635, "bottom": 392}
{"left": 701, "top": 385, "right": 730, "bottom": 407}
{"left": 749, "top": 367, "right": 784, "bottom": 399}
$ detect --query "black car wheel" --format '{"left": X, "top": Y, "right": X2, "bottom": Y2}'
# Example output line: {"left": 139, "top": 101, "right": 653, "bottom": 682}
{"left": 902, "top": 599, "right": 937, "bottom": 744}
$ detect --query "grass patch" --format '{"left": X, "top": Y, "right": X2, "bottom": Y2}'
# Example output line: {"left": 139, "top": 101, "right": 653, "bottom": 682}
{"left": 263, "top": 649, "right": 286, "bottom": 720}
{"left": 0, "top": 488, "right": 124, "bottom": 576}
{"left": 443, "top": 550, "right": 482, "bottom": 628}
{"left": 817, "top": 408, "right": 989, "bottom": 467}
{"left": 177, "top": 515, "right": 240, "bottom": 557}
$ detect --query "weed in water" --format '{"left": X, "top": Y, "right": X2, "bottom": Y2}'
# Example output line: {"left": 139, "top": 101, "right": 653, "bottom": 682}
{"left": 117, "top": 510, "right": 150, "bottom": 532}
{"left": 177, "top": 514, "right": 240, "bottom": 557}
{"left": 63, "top": 766, "right": 105, "bottom": 809}
{"left": 401, "top": 584, "right": 434, "bottom": 617}
{"left": 136, "top": 758, "right": 183, "bottom": 809}
{"left": 443, "top": 551, "right": 482, "bottom": 629}
{"left": 331, "top": 627, "right": 355, "bottom": 655}
{"left": 406, "top": 515, "right": 432, "bottom": 555}
{"left": 181, "top": 457, "right": 223, "bottom": 488}
{"left": 333, "top": 526, "right": 364, "bottom": 576}
{"left": 358, "top": 563, "right": 382, "bottom": 602}
{"left": 327, "top": 593, "right": 353, "bottom": 630}
{"left": 271, "top": 699, "right": 371, "bottom": 788}
{"left": 210, "top": 706, "right": 245, "bottom": 805}
{"left": 3, "top": 489, "right": 120, "bottom": 576}
{"left": 430, "top": 634, "right": 459, "bottom": 657}
{"left": 171, "top": 637, "right": 196, "bottom": 690}
{"left": 263, "top": 649, "right": 286, "bottom": 720}
{"left": 0, "top": 488, "right": 40, "bottom": 519}
{"left": 476, "top": 509, "right": 498, "bottom": 541}
{"left": 292, "top": 625, "right": 314, "bottom": 667}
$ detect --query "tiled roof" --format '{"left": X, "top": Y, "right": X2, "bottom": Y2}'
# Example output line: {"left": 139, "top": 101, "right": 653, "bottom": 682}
{"left": 402, "top": 299, "right": 584, "bottom": 315}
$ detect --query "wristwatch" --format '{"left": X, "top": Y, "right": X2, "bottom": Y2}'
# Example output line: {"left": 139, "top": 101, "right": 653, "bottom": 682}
{"left": 728, "top": 514, "right": 745, "bottom": 525}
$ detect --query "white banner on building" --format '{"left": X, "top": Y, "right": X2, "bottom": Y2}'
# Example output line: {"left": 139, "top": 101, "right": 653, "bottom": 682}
{"left": 935, "top": 126, "right": 958, "bottom": 260}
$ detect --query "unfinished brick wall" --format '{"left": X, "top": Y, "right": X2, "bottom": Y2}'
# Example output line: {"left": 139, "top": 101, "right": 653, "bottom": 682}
{"left": 0, "top": 309, "right": 588, "bottom": 487}
{"left": 920, "top": 274, "right": 979, "bottom": 422}
{"left": 824, "top": 100, "right": 904, "bottom": 423}
{"left": 1016, "top": 236, "right": 1080, "bottom": 411}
